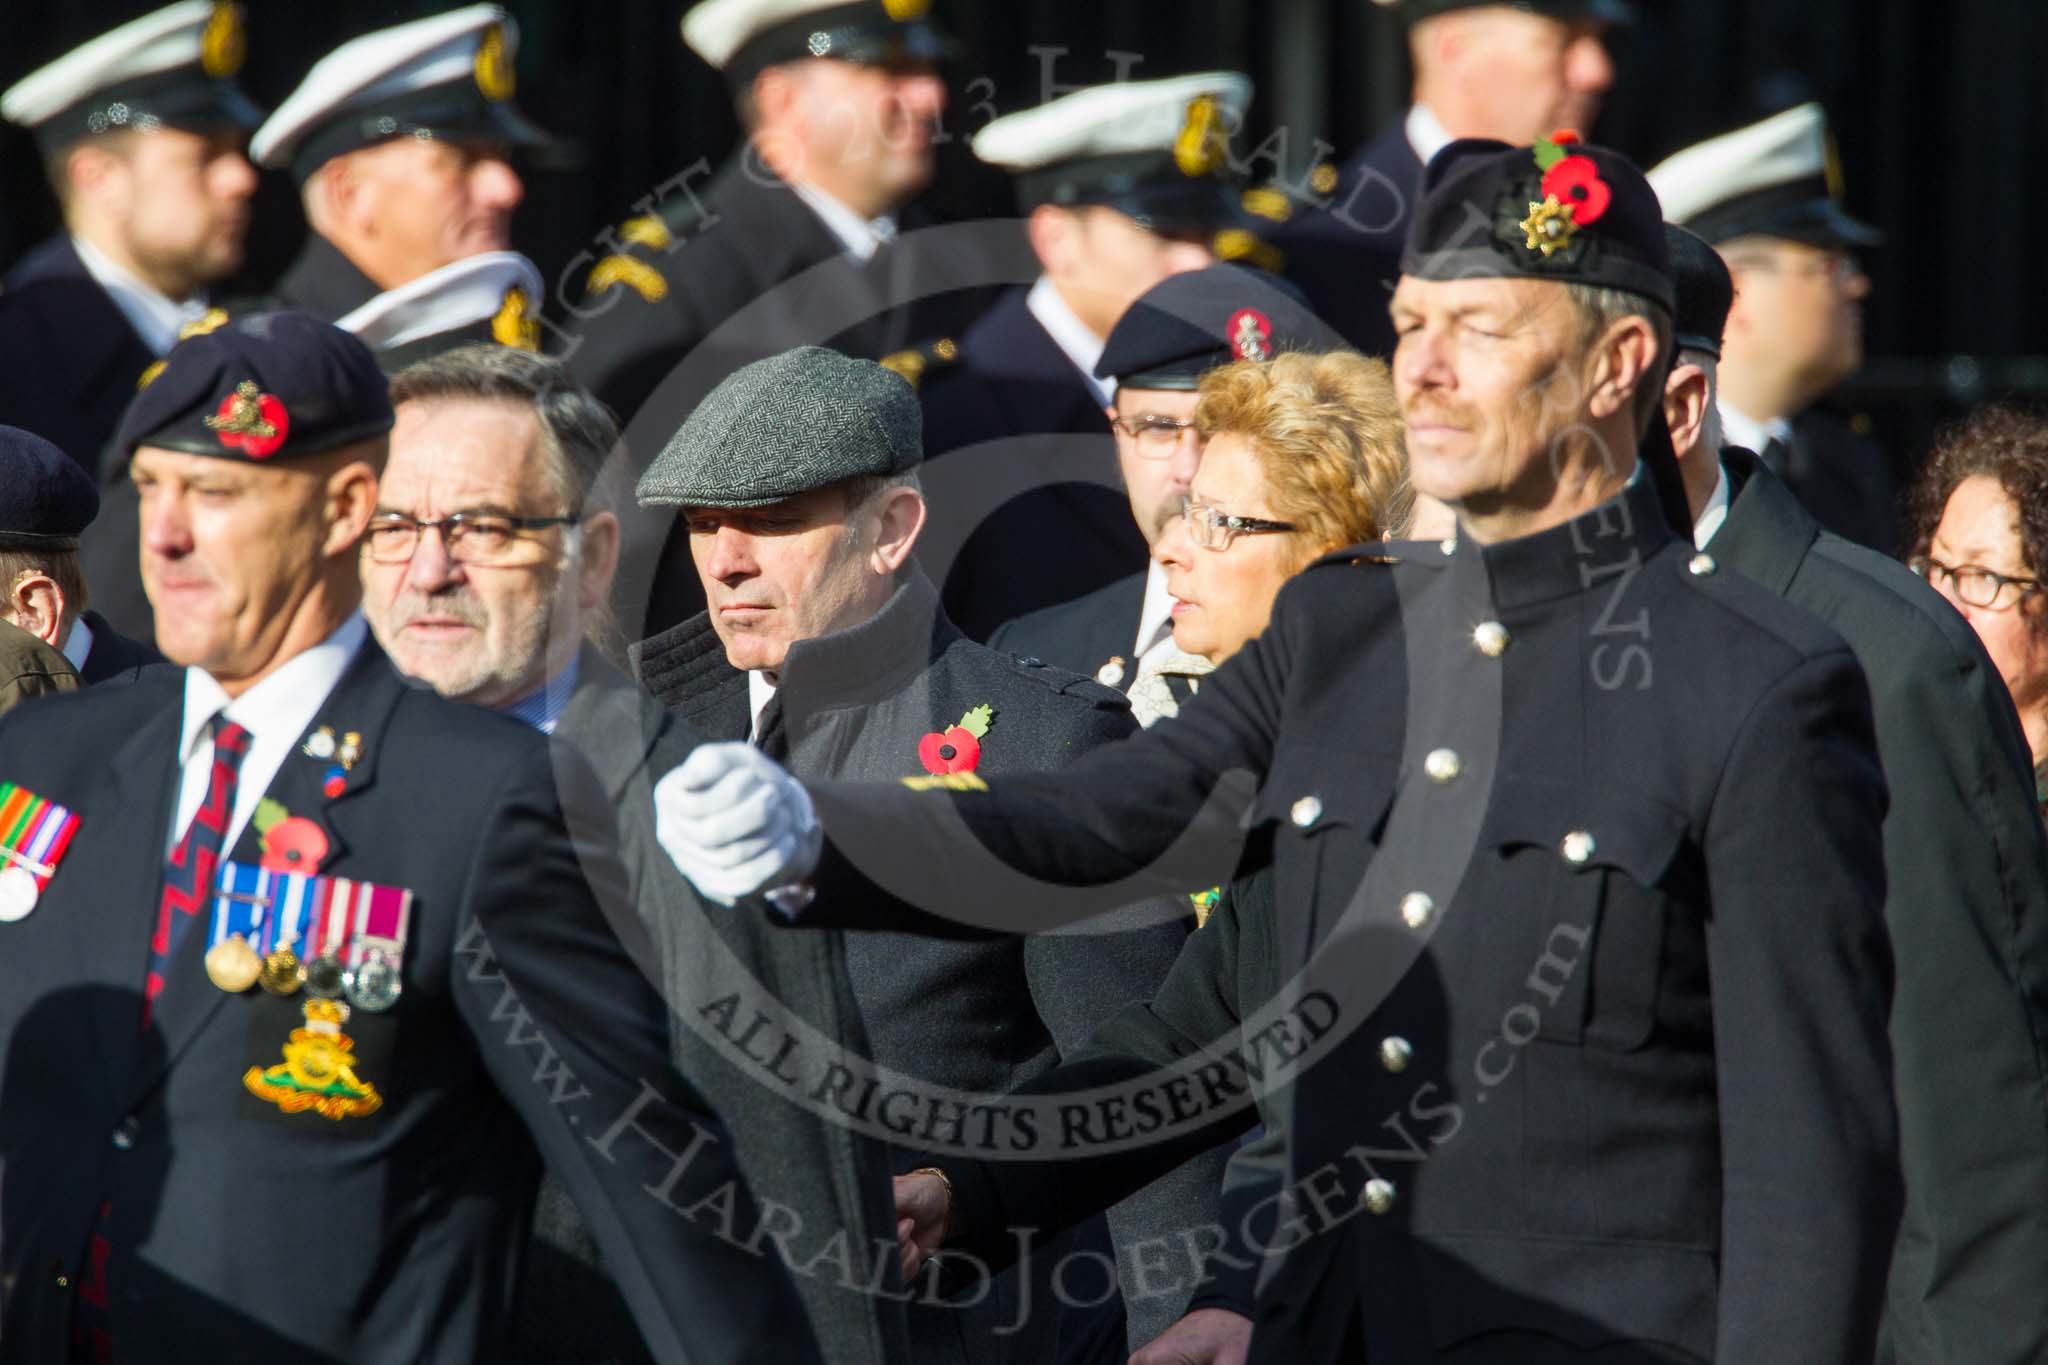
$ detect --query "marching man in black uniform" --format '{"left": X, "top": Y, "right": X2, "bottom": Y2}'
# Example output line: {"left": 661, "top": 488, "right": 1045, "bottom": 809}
{"left": 0, "top": 313, "right": 819, "bottom": 1365}
{"left": 0, "top": 1, "right": 262, "bottom": 469}
{"left": 654, "top": 136, "right": 1903, "bottom": 1362}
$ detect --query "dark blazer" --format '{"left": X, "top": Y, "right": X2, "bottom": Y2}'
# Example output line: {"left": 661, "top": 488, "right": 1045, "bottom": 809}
{"left": 1775, "top": 406, "right": 1902, "bottom": 556}
{"left": 0, "top": 638, "right": 819, "bottom": 1365}
{"left": 558, "top": 158, "right": 1024, "bottom": 639}
{"left": 1713, "top": 449, "right": 2048, "bottom": 1365}
{"left": 792, "top": 474, "right": 1902, "bottom": 1362}
{"left": 916, "top": 288, "right": 1147, "bottom": 643}
{"left": 262, "top": 232, "right": 384, "bottom": 324}
{"left": 0, "top": 236, "right": 157, "bottom": 472}
{"left": 634, "top": 572, "right": 1225, "bottom": 1359}
{"left": 1263, "top": 121, "right": 1422, "bottom": 358}
{"left": 74, "top": 610, "right": 162, "bottom": 685}
{"left": 987, "top": 570, "right": 1146, "bottom": 691}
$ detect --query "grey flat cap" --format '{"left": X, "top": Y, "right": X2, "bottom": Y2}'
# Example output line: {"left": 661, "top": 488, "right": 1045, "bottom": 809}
{"left": 636, "top": 346, "right": 923, "bottom": 509}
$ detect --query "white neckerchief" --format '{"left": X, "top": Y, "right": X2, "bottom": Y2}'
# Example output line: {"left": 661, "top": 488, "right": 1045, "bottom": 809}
{"left": 61, "top": 615, "right": 94, "bottom": 672}
{"left": 169, "top": 615, "right": 368, "bottom": 854}
{"left": 747, "top": 670, "right": 778, "bottom": 743}
{"left": 1693, "top": 461, "right": 1733, "bottom": 550}
{"left": 1405, "top": 103, "right": 1456, "bottom": 167}
{"left": 1133, "top": 560, "right": 1176, "bottom": 659}
{"left": 790, "top": 181, "right": 897, "bottom": 264}
{"left": 1718, "top": 403, "right": 1794, "bottom": 461}
{"left": 71, "top": 233, "right": 210, "bottom": 357}
{"left": 1026, "top": 275, "right": 1116, "bottom": 407}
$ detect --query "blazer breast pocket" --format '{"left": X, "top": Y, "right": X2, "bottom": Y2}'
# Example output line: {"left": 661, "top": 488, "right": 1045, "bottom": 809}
{"left": 1245, "top": 746, "right": 1400, "bottom": 950}
{"left": 1474, "top": 778, "right": 1688, "bottom": 1051}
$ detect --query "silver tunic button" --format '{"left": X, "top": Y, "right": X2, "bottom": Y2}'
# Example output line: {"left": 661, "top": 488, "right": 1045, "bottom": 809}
{"left": 1361, "top": 1178, "right": 1396, "bottom": 1215}
{"left": 1423, "top": 748, "right": 1461, "bottom": 783}
{"left": 1561, "top": 830, "right": 1596, "bottom": 864}
{"left": 1687, "top": 552, "right": 1718, "bottom": 577}
{"left": 1290, "top": 796, "right": 1323, "bottom": 829}
{"left": 1095, "top": 656, "right": 1127, "bottom": 688}
{"left": 1400, "top": 891, "right": 1435, "bottom": 929}
{"left": 1472, "top": 621, "right": 1510, "bottom": 657}
{"left": 1379, "top": 1037, "right": 1414, "bottom": 1073}
{"left": 1440, "top": 537, "right": 1456, "bottom": 556}
{"left": 111, "top": 1116, "right": 139, "bottom": 1150}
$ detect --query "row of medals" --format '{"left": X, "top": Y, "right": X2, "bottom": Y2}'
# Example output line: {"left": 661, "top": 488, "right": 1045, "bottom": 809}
{"left": 206, "top": 934, "right": 402, "bottom": 1013}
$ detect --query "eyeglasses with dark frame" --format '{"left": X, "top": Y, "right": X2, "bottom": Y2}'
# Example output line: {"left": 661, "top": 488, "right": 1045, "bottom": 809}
{"left": 363, "top": 510, "right": 584, "bottom": 565}
{"left": 1108, "top": 412, "right": 1201, "bottom": 458}
{"left": 1181, "top": 496, "right": 1298, "bottom": 551}
{"left": 1909, "top": 554, "right": 2043, "bottom": 611}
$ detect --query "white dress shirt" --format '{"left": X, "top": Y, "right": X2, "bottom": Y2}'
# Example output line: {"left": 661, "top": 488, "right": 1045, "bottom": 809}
{"left": 1693, "top": 461, "right": 1733, "bottom": 550}
{"left": 1026, "top": 275, "right": 1116, "bottom": 408}
{"left": 72, "top": 233, "right": 211, "bottom": 357}
{"left": 60, "top": 616, "right": 94, "bottom": 672}
{"left": 1718, "top": 403, "right": 1794, "bottom": 463}
{"left": 790, "top": 181, "right": 897, "bottom": 263}
{"left": 1132, "top": 561, "right": 1177, "bottom": 660}
{"left": 168, "top": 615, "right": 368, "bottom": 853}
{"left": 747, "top": 670, "right": 778, "bottom": 743}
{"left": 1405, "top": 103, "right": 1457, "bottom": 167}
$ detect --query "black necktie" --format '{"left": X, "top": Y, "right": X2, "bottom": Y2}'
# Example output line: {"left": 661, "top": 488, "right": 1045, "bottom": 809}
{"left": 1758, "top": 435, "right": 1791, "bottom": 477}
{"left": 753, "top": 694, "right": 788, "bottom": 762}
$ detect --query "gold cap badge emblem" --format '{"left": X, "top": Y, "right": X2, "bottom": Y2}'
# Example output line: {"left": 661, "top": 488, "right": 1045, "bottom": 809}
{"left": 1174, "top": 94, "right": 1228, "bottom": 179}
{"left": 200, "top": 3, "right": 246, "bottom": 79}
{"left": 474, "top": 23, "right": 516, "bottom": 102}
{"left": 883, "top": 0, "right": 933, "bottom": 20}
{"left": 491, "top": 287, "right": 541, "bottom": 351}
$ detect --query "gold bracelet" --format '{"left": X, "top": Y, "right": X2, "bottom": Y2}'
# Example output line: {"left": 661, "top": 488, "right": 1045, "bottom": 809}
{"left": 908, "top": 1165, "right": 956, "bottom": 1240}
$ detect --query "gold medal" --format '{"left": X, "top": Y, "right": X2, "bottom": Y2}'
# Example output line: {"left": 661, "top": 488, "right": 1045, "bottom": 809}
{"left": 205, "top": 934, "right": 262, "bottom": 993}
{"left": 258, "top": 945, "right": 306, "bottom": 996}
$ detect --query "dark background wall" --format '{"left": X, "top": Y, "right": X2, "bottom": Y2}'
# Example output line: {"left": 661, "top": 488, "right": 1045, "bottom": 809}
{"left": 6, "top": 0, "right": 2044, "bottom": 460}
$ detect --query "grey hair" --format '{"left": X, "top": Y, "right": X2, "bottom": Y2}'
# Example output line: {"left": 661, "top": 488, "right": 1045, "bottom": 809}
{"left": 388, "top": 345, "right": 623, "bottom": 516}
{"left": 1565, "top": 284, "right": 1675, "bottom": 437}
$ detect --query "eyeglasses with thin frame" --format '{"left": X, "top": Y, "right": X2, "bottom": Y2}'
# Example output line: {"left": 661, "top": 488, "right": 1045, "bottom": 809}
{"left": 1181, "top": 495, "right": 1297, "bottom": 551}
{"left": 1108, "top": 412, "right": 1201, "bottom": 458}
{"left": 1910, "top": 554, "right": 2042, "bottom": 611}
{"left": 363, "top": 510, "right": 583, "bottom": 565}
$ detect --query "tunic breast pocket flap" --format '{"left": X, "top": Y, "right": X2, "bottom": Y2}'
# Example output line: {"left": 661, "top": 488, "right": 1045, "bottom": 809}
{"left": 1476, "top": 780, "right": 1688, "bottom": 1051}
{"left": 1243, "top": 747, "right": 1401, "bottom": 844}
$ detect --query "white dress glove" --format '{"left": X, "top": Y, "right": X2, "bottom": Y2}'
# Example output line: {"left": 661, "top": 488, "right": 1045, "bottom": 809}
{"left": 653, "top": 742, "right": 823, "bottom": 910}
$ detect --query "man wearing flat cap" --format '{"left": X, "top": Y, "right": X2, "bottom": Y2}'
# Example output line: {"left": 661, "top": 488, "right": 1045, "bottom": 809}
{"left": 1659, "top": 224, "right": 2048, "bottom": 1365}
{"left": 632, "top": 345, "right": 1215, "bottom": 1365}
{"left": 914, "top": 73, "right": 1254, "bottom": 643}
{"left": 660, "top": 138, "right": 1903, "bottom": 1362}
{"left": 0, "top": 2, "right": 263, "bottom": 469}
{"left": 1262, "top": 0, "right": 1624, "bottom": 358}
{"left": 247, "top": 5, "right": 548, "bottom": 339}
{"left": 0, "top": 425, "right": 160, "bottom": 687}
{"left": 988, "top": 263, "right": 1338, "bottom": 703}
{"left": 1650, "top": 103, "right": 1896, "bottom": 553}
{"left": 0, "top": 312, "right": 819, "bottom": 1364}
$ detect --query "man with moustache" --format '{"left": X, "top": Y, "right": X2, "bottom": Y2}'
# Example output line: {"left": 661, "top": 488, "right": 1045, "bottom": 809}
{"left": 246, "top": 6, "right": 546, "bottom": 333}
{"left": 0, "top": 2, "right": 262, "bottom": 470}
{"left": 1649, "top": 104, "right": 1896, "bottom": 552}
{"left": 1659, "top": 224, "right": 2048, "bottom": 1365}
{"left": 660, "top": 138, "right": 1902, "bottom": 1363}
{"left": 1264, "top": 0, "right": 1625, "bottom": 356}
{"left": 0, "top": 312, "right": 819, "bottom": 1365}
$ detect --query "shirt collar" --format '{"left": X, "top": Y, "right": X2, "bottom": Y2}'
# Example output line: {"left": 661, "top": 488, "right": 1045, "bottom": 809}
{"left": 1464, "top": 471, "right": 1676, "bottom": 614}
{"left": 1693, "top": 460, "right": 1733, "bottom": 550}
{"left": 789, "top": 180, "right": 896, "bottom": 263}
{"left": 1405, "top": 103, "right": 1457, "bottom": 167}
{"left": 1134, "top": 560, "right": 1177, "bottom": 658}
{"left": 747, "top": 670, "right": 778, "bottom": 742}
{"left": 178, "top": 615, "right": 370, "bottom": 765}
{"left": 1026, "top": 275, "right": 1116, "bottom": 407}
{"left": 60, "top": 615, "right": 93, "bottom": 672}
{"left": 497, "top": 654, "right": 582, "bottom": 734}
{"left": 1717, "top": 403, "right": 1793, "bottom": 460}
{"left": 71, "top": 233, "right": 209, "bottom": 357}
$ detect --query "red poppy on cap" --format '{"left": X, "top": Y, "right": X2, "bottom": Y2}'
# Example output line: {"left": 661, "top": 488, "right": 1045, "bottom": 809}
{"left": 203, "top": 380, "right": 291, "bottom": 458}
{"left": 1542, "top": 155, "right": 1612, "bottom": 226}
{"left": 1228, "top": 308, "right": 1274, "bottom": 362}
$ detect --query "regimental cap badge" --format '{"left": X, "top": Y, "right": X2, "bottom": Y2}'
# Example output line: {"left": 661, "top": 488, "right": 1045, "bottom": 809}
{"left": 883, "top": 0, "right": 934, "bottom": 19}
{"left": 474, "top": 22, "right": 516, "bottom": 102}
{"left": 1228, "top": 307, "right": 1273, "bottom": 362}
{"left": 492, "top": 286, "right": 540, "bottom": 350}
{"left": 1175, "top": 93, "right": 1228, "bottom": 179}
{"left": 200, "top": 3, "right": 247, "bottom": 80}
{"left": 203, "top": 379, "right": 290, "bottom": 458}
{"left": 1513, "top": 129, "right": 1611, "bottom": 262}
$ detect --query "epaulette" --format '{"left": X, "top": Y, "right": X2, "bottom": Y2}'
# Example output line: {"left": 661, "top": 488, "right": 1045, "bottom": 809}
{"left": 1305, "top": 536, "right": 1414, "bottom": 572}
{"left": 998, "top": 652, "right": 1132, "bottom": 711}
{"left": 1212, "top": 225, "right": 1284, "bottom": 274}
{"left": 137, "top": 307, "right": 231, "bottom": 389}
{"left": 582, "top": 196, "right": 717, "bottom": 305}
{"left": 879, "top": 336, "right": 961, "bottom": 391}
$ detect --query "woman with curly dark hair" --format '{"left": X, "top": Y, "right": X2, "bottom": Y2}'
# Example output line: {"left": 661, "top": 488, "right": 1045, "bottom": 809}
{"left": 1908, "top": 404, "right": 2048, "bottom": 806}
